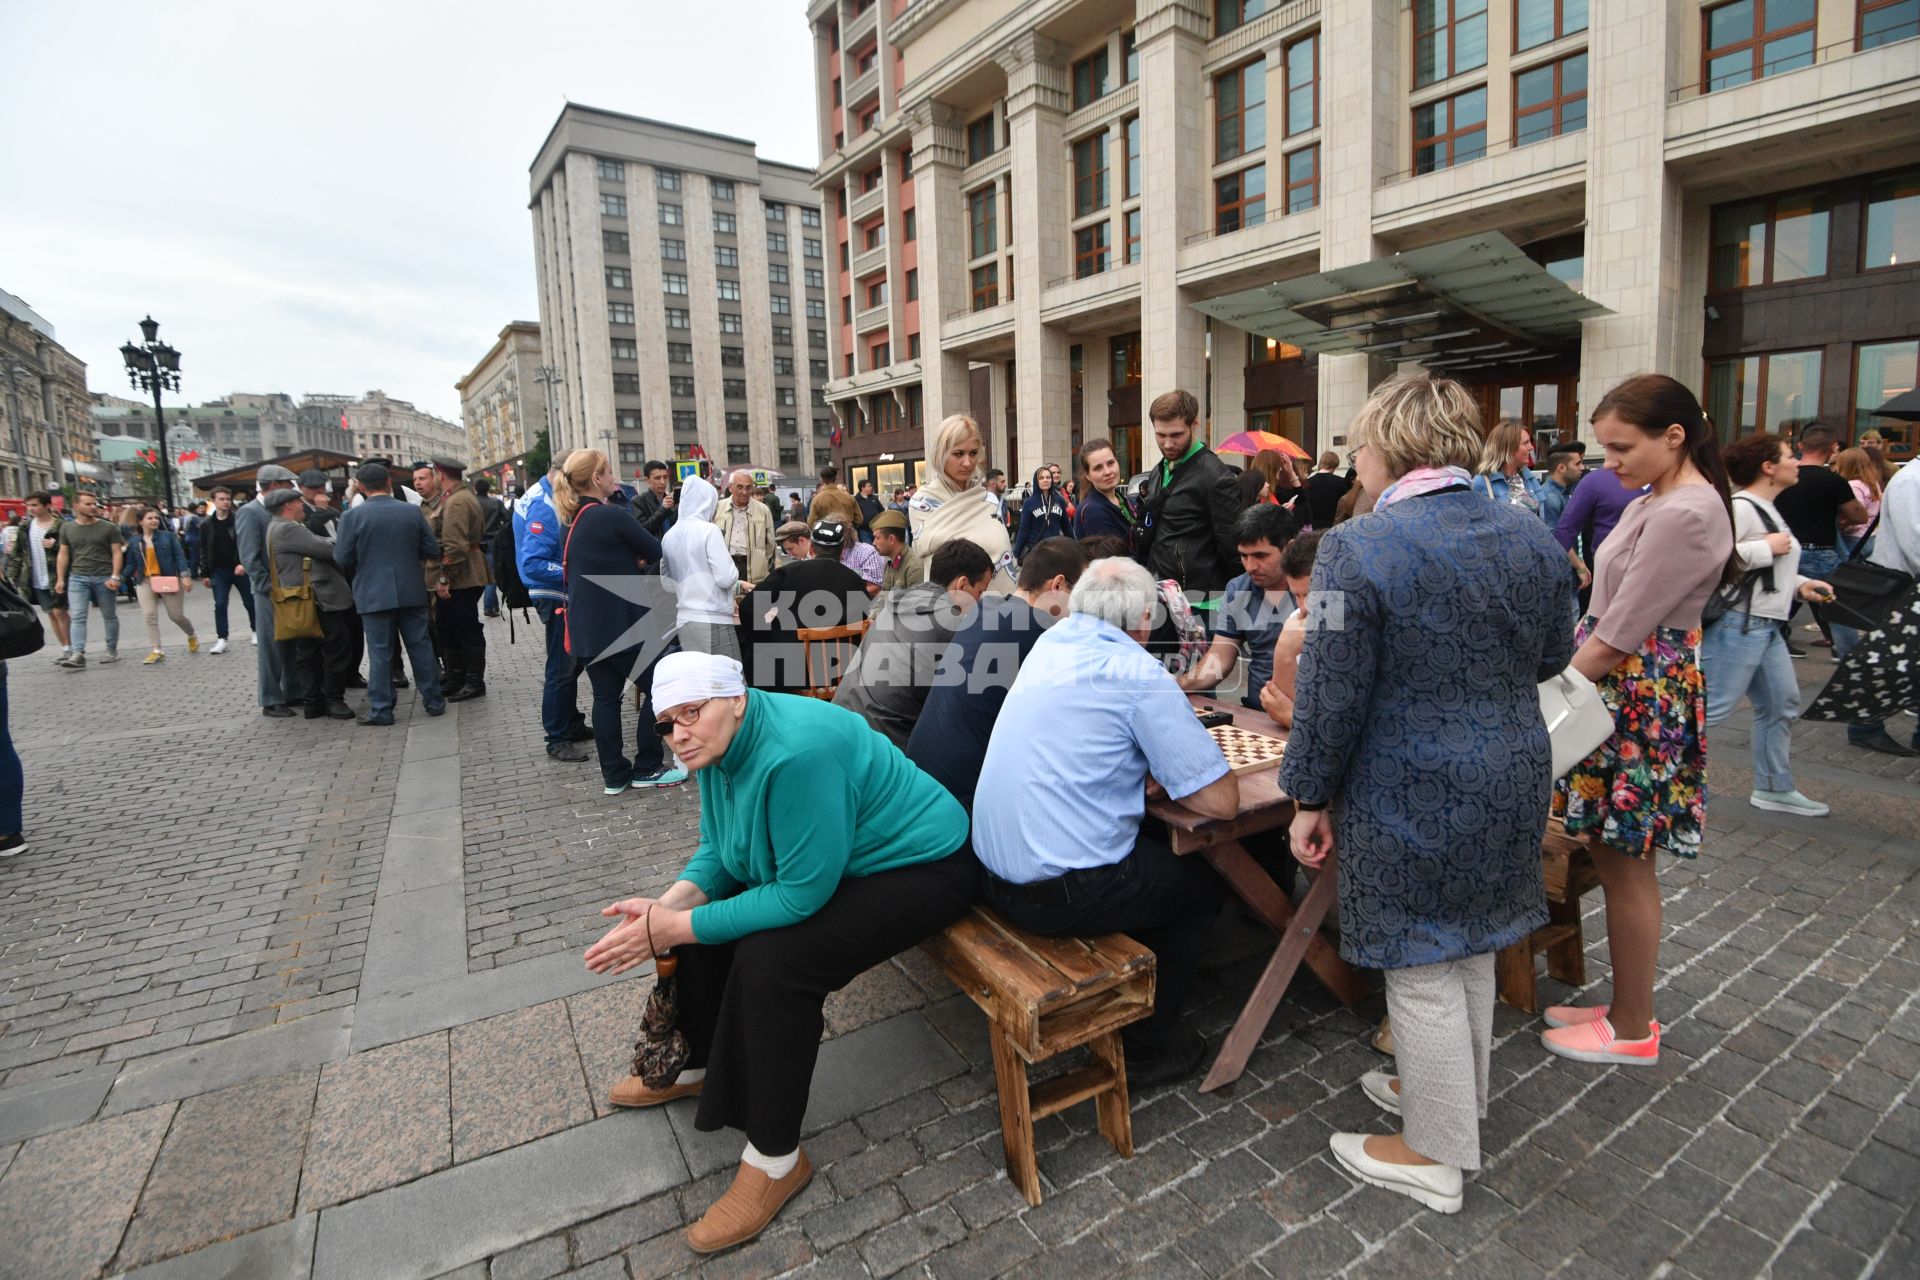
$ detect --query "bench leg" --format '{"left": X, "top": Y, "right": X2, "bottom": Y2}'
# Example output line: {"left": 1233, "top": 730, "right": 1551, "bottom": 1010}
{"left": 988, "top": 1025, "right": 1043, "bottom": 1206}
{"left": 1495, "top": 939, "right": 1538, "bottom": 1014}
{"left": 1089, "top": 1030, "right": 1133, "bottom": 1159}
{"left": 1544, "top": 899, "right": 1587, "bottom": 987}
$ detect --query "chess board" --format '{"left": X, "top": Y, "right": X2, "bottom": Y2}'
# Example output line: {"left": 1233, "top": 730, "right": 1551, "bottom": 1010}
{"left": 1206, "top": 722, "right": 1286, "bottom": 776}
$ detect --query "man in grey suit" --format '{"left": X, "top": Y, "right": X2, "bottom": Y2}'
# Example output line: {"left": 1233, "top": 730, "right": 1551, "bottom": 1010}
{"left": 334, "top": 463, "right": 446, "bottom": 726}
{"left": 265, "top": 489, "right": 356, "bottom": 721}
{"left": 236, "top": 464, "right": 300, "bottom": 717}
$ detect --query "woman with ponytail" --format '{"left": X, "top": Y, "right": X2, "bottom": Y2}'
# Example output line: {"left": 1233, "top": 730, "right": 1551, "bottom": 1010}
{"left": 1544, "top": 375, "right": 1734, "bottom": 1069}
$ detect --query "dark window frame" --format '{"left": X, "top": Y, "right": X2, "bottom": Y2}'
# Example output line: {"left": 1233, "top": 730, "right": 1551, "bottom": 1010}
{"left": 1513, "top": 50, "right": 1588, "bottom": 146}
{"left": 1072, "top": 47, "right": 1111, "bottom": 109}
{"left": 968, "top": 185, "right": 998, "bottom": 259}
{"left": 1702, "top": 0, "right": 1817, "bottom": 93}
{"left": 971, "top": 262, "right": 1000, "bottom": 311}
{"left": 1074, "top": 221, "right": 1111, "bottom": 278}
{"left": 1214, "top": 164, "right": 1267, "bottom": 235}
{"left": 1414, "top": 0, "right": 1490, "bottom": 88}
{"left": 1412, "top": 86, "right": 1488, "bottom": 175}
{"left": 1859, "top": 0, "right": 1920, "bottom": 49}
{"left": 1284, "top": 145, "right": 1320, "bottom": 214}
{"left": 1284, "top": 32, "right": 1319, "bottom": 137}
{"left": 1073, "top": 133, "right": 1110, "bottom": 217}
{"left": 1215, "top": 56, "right": 1267, "bottom": 163}
{"left": 1514, "top": 0, "right": 1589, "bottom": 52}
{"left": 1708, "top": 187, "right": 1834, "bottom": 290}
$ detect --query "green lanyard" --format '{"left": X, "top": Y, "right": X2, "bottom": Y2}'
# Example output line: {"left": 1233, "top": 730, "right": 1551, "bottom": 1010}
{"left": 1160, "top": 437, "right": 1205, "bottom": 484}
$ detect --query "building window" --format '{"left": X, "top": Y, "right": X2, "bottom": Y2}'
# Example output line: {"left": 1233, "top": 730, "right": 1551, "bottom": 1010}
{"left": 661, "top": 239, "right": 686, "bottom": 261}
{"left": 908, "top": 334, "right": 922, "bottom": 359}
{"left": 842, "top": 295, "right": 853, "bottom": 323}
{"left": 804, "top": 238, "right": 823, "bottom": 258}
{"left": 778, "top": 387, "right": 797, "bottom": 406}
{"left": 1215, "top": 0, "right": 1268, "bottom": 36}
{"left": 846, "top": 353, "right": 856, "bottom": 376}
{"left": 1216, "top": 58, "right": 1267, "bottom": 162}
{"left": 1122, "top": 116, "right": 1142, "bottom": 201}
{"left": 967, "top": 114, "right": 997, "bottom": 164}
{"left": 971, "top": 262, "right": 1000, "bottom": 311}
{"left": 1414, "top": 0, "right": 1490, "bottom": 88}
{"left": 668, "top": 344, "right": 693, "bottom": 365}
{"left": 606, "top": 267, "right": 631, "bottom": 289}
{"left": 1855, "top": 339, "right": 1919, "bottom": 439}
{"left": 766, "top": 201, "right": 786, "bottom": 222}
{"left": 597, "top": 158, "right": 626, "bottom": 181}
{"left": 775, "top": 326, "right": 794, "bottom": 346}
{"left": 663, "top": 272, "right": 688, "bottom": 295}
{"left": 1861, "top": 0, "right": 1920, "bottom": 48}
{"left": 671, "top": 375, "right": 695, "bottom": 397}
{"left": 1250, "top": 335, "right": 1305, "bottom": 364}
{"left": 716, "top": 246, "right": 739, "bottom": 268}
{"left": 719, "top": 313, "right": 744, "bottom": 335}
{"left": 771, "top": 294, "right": 792, "bottom": 315}
{"left": 841, "top": 242, "right": 851, "bottom": 270}
{"left": 1122, "top": 30, "right": 1139, "bottom": 83}
{"left": 1124, "top": 208, "right": 1142, "bottom": 263}
{"left": 1111, "top": 332, "right": 1143, "bottom": 386}
{"left": 764, "top": 264, "right": 787, "bottom": 288}
{"left": 617, "top": 416, "right": 642, "bottom": 436}
{"left": 871, "top": 342, "right": 892, "bottom": 368}
{"left": 1075, "top": 222, "right": 1111, "bottom": 278}
{"left": 806, "top": 297, "right": 827, "bottom": 319}
{"left": 1706, "top": 349, "right": 1824, "bottom": 438}
{"left": 722, "top": 347, "right": 745, "bottom": 366}
{"left": 810, "top": 358, "right": 829, "bottom": 378}
{"left": 613, "top": 373, "right": 640, "bottom": 394}
{"left": 612, "top": 338, "right": 637, "bottom": 359}
{"left": 1073, "top": 134, "right": 1110, "bottom": 217}
{"left": 904, "top": 209, "right": 917, "bottom": 242}
{"left": 674, "top": 410, "right": 698, "bottom": 431}
{"left": 810, "top": 329, "right": 827, "bottom": 349}
{"left": 1704, "top": 0, "right": 1817, "bottom": 92}
{"left": 906, "top": 269, "right": 918, "bottom": 300}
{"left": 900, "top": 148, "right": 914, "bottom": 178}
{"left": 779, "top": 416, "right": 797, "bottom": 436}
{"left": 1514, "top": 51, "right": 1588, "bottom": 145}
{"left": 768, "top": 232, "right": 788, "bottom": 254}
{"left": 860, "top": 166, "right": 882, "bottom": 194}
{"left": 1413, "top": 87, "right": 1488, "bottom": 174}
{"left": 600, "top": 193, "right": 626, "bottom": 217}
{"left": 1072, "top": 47, "right": 1110, "bottom": 109}
{"left": 723, "top": 378, "right": 747, "bottom": 399}
{"left": 863, "top": 221, "right": 885, "bottom": 250}
{"left": 801, "top": 206, "right": 822, "bottom": 228}
{"left": 1516, "top": 0, "right": 1589, "bottom": 51}
{"left": 969, "top": 185, "right": 998, "bottom": 258}
{"left": 1285, "top": 146, "right": 1320, "bottom": 213}
{"left": 1863, "top": 168, "right": 1920, "bottom": 269}
{"left": 1710, "top": 191, "right": 1831, "bottom": 288}
{"left": 657, "top": 169, "right": 681, "bottom": 190}
{"left": 712, "top": 179, "right": 735, "bottom": 201}
{"left": 718, "top": 280, "right": 742, "bottom": 301}
{"left": 714, "top": 212, "right": 737, "bottom": 234}
{"left": 659, "top": 204, "right": 683, "bottom": 226}
{"left": 603, "top": 231, "right": 629, "bottom": 254}
{"left": 1285, "top": 33, "right": 1319, "bottom": 136}
{"left": 804, "top": 267, "right": 824, "bottom": 289}
{"left": 1215, "top": 166, "right": 1266, "bottom": 234}
{"left": 866, "top": 278, "right": 888, "bottom": 307}
{"left": 665, "top": 308, "right": 690, "bottom": 330}
{"left": 608, "top": 302, "right": 634, "bottom": 324}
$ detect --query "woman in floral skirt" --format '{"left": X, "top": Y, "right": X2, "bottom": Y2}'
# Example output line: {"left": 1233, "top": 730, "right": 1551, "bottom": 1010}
{"left": 1547, "top": 374, "right": 1735, "bottom": 1067}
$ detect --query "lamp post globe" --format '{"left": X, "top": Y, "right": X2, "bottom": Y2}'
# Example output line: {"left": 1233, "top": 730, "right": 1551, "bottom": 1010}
{"left": 122, "top": 316, "right": 182, "bottom": 508}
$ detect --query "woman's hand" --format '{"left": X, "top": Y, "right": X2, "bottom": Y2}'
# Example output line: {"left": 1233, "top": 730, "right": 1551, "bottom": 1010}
{"left": 1289, "top": 807, "right": 1335, "bottom": 869}
{"left": 1766, "top": 531, "right": 1795, "bottom": 557}
{"left": 1797, "top": 579, "right": 1835, "bottom": 604}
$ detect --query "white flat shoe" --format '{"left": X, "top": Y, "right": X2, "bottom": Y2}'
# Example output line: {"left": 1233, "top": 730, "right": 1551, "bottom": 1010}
{"left": 1361, "top": 1070, "right": 1402, "bottom": 1116}
{"left": 1329, "top": 1132, "right": 1462, "bottom": 1214}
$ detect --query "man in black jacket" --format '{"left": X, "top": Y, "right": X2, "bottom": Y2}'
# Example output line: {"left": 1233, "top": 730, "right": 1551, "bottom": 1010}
{"left": 194, "top": 486, "right": 255, "bottom": 654}
{"left": 1134, "top": 389, "right": 1241, "bottom": 628}
{"left": 629, "top": 460, "right": 674, "bottom": 538}
{"left": 473, "top": 477, "right": 508, "bottom": 616}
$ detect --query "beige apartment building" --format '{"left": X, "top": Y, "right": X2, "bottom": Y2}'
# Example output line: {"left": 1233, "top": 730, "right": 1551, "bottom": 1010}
{"left": 529, "top": 106, "right": 834, "bottom": 479}
{"left": 0, "top": 289, "right": 98, "bottom": 500}
{"left": 456, "top": 321, "right": 551, "bottom": 485}
{"left": 304, "top": 390, "right": 468, "bottom": 468}
{"left": 809, "top": 0, "right": 1920, "bottom": 491}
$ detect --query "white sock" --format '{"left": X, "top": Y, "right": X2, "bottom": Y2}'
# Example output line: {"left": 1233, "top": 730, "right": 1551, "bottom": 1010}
{"left": 674, "top": 1068, "right": 706, "bottom": 1085}
{"left": 741, "top": 1141, "right": 798, "bottom": 1179}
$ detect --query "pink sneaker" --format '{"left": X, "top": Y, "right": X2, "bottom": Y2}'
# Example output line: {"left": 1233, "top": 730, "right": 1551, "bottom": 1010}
{"left": 1542, "top": 1003, "right": 1609, "bottom": 1029}
{"left": 1542, "top": 1018, "right": 1660, "bottom": 1066}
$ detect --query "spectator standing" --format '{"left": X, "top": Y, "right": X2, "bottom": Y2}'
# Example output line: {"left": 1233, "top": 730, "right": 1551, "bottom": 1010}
{"left": 1472, "top": 420, "right": 1547, "bottom": 514}
{"left": 114, "top": 504, "right": 141, "bottom": 600}
{"left": 180, "top": 502, "right": 206, "bottom": 577}
{"left": 53, "top": 491, "right": 125, "bottom": 671}
{"left": 854, "top": 480, "right": 885, "bottom": 544}
{"left": 1837, "top": 456, "right": 1920, "bottom": 756}
{"left": 333, "top": 463, "right": 447, "bottom": 726}
{"left": 196, "top": 486, "right": 253, "bottom": 653}
{"left": 122, "top": 505, "right": 199, "bottom": 663}
{"left": 1546, "top": 374, "right": 1735, "bottom": 1069}
{"left": 1073, "top": 438, "right": 1137, "bottom": 547}
{"left": 429, "top": 460, "right": 492, "bottom": 702}
{"left": 237, "top": 465, "right": 300, "bottom": 712}
{"left": 1536, "top": 443, "right": 1587, "bottom": 530}
{"left": 1553, "top": 465, "right": 1649, "bottom": 604}
{"left": 1770, "top": 422, "right": 1867, "bottom": 653}
{"left": 907, "top": 415, "right": 1016, "bottom": 592}
{"left": 515, "top": 469, "right": 593, "bottom": 762}
{"left": 1303, "top": 452, "right": 1352, "bottom": 529}
{"left": 983, "top": 469, "right": 1008, "bottom": 524}
{"left": 1012, "top": 466, "right": 1071, "bottom": 558}
{"left": 7, "top": 492, "right": 71, "bottom": 660}
{"left": 1281, "top": 372, "right": 1573, "bottom": 1214}
{"left": 1830, "top": 447, "right": 1883, "bottom": 558}
{"left": 715, "top": 469, "right": 777, "bottom": 586}
{"left": 474, "top": 477, "right": 508, "bottom": 616}
{"left": 266, "top": 490, "right": 356, "bottom": 719}
{"left": 1135, "top": 389, "right": 1241, "bottom": 626}
{"left": 631, "top": 460, "right": 676, "bottom": 539}
{"left": 663, "top": 474, "right": 743, "bottom": 660}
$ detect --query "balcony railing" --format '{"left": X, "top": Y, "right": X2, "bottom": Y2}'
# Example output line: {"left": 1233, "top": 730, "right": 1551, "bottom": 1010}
{"left": 855, "top": 302, "right": 890, "bottom": 333}
{"left": 849, "top": 183, "right": 886, "bottom": 223}
{"left": 852, "top": 242, "right": 889, "bottom": 280}
{"left": 844, "top": 1, "right": 878, "bottom": 50}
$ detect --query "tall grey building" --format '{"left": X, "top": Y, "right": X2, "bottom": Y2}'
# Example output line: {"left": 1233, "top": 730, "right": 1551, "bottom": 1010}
{"left": 530, "top": 105, "right": 832, "bottom": 478}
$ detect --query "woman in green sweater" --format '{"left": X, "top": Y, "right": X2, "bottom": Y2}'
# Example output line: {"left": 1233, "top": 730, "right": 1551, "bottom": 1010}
{"left": 585, "top": 650, "right": 974, "bottom": 1255}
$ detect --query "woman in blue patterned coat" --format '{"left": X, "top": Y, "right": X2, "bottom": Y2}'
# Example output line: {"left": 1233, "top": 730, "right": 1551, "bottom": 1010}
{"left": 1280, "top": 374, "right": 1574, "bottom": 1214}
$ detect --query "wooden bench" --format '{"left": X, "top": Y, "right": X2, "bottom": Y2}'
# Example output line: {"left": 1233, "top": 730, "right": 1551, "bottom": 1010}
{"left": 1496, "top": 824, "right": 1600, "bottom": 1013}
{"left": 922, "top": 907, "right": 1155, "bottom": 1205}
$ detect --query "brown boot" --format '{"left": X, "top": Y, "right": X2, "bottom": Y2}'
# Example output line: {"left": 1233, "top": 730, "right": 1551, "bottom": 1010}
{"left": 607, "top": 1074, "right": 702, "bottom": 1109}
{"left": 686, "top": 1150, "right": 813, "bottom": 1254}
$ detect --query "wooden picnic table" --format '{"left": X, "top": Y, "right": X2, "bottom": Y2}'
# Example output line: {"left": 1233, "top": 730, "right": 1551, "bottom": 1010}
{"left": 1146, "top": 695, "right": 1371, "bottom": 1091}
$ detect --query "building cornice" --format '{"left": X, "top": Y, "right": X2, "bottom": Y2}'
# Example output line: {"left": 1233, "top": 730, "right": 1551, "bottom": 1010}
{"left": 889, "top": 0, "right": 965, "bottom": 48}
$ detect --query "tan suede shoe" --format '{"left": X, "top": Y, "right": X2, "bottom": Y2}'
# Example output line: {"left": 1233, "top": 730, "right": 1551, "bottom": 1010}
{"left": 607, "top": 1074, "right": 702, "bottom": 1109}
{"left": 686, "top": 1150, "right": 813, "bottom": 1254}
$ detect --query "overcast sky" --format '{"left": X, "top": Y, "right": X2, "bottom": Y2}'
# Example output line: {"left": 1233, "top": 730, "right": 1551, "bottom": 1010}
{"left": 0, "top": 0, "right": 819, "bottom": 423}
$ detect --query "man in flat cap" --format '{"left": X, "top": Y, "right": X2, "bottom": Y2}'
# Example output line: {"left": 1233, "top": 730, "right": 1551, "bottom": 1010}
{"left": 236, "top": 464, "right": 302, "bottom": 716}
{"left": 423, "top": 457, "right": 491, "bottom": 701}
{"left": 334, "top": 462, "right": 447, "bottom": 724}
{"left": 266, "top": 488, "right": 356, "bottom": 720}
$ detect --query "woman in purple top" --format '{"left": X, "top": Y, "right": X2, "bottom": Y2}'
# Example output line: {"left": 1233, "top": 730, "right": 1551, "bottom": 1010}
{"left": 1545, "top": 375, "right": 1735, "bottom": 1070}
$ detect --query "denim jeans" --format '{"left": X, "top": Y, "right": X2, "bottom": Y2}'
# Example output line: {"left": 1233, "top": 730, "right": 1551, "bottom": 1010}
{"left": 362, "top": 606, "right": 444, "bottom": 718}
{"left": 66, "top": 575, "right": 119, "bottom": 654}
{"left": 0, "top": 664, "right": 22, "bottom": 836}
{"left": 207, "top": 566, "right": 256, "bottom": 639}
{"left": 533, "top": 601, "right": 586, "bottom": 748}
{"left": 1702, "top": 610, "right": 1799, "bottom": 792}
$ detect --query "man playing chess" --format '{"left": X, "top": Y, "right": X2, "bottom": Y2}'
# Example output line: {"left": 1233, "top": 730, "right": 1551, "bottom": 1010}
{"left": 972, "top": 557, "right": 1239, "bottom": 1087}
{"left": 1178, "top": 503, "right": 1301, "bottom": 719}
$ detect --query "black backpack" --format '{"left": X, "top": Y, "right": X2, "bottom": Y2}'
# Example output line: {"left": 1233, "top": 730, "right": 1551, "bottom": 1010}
{"left": 491, "top": 513, "right": 533, "bottom": 642}
{"left": 0, "top": 579, "right": 46, "bottom": 660}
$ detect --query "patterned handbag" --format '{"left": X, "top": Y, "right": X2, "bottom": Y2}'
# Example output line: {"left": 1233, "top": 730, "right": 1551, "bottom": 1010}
{"left": 628, "top": 909, "right": 690, "bottom": 1089}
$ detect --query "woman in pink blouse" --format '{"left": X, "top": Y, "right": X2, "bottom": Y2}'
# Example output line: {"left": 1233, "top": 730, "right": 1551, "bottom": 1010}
{"left": 1546, "top": 375, "right": 1735, "bottom": 1068}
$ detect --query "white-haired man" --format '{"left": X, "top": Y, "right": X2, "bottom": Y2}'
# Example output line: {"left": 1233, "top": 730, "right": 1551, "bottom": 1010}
{"left": 717, "top": 468, "right": 778, "bottom": 586}
{"left": 971, "top": 557, "right": 1239, "bottom": 1086}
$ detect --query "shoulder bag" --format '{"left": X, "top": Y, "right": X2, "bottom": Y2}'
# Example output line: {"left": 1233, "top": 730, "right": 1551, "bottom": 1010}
{"left": 1824, "top": 515, "right": 1916, "bottom": 634}
{"left": 0, "top": 578, "right": 46, "bottom": 659}
{"left": 1538, "top": 666, "right": 1614, "bottom": 779}
{"left": 1702, "top": 496, "right": 1780, "bottom": 626}
{"left": 267, "top": 531, "right": 323, "bottom": 640}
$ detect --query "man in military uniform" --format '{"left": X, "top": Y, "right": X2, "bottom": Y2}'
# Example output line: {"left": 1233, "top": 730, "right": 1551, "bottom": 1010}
{"left": 425, "top": 458, "right": 492, "bottom": 701}
{"left": 871, "top": 510, "right": 922, "bottom": 595}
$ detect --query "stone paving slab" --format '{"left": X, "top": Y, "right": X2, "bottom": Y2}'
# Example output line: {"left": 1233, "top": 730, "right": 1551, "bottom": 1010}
{"left": 108, "top": 1213, "right": 315, "bottom": 1280}
{"left": 450, "top": 999, "right": 596, "bottom": 1162}
{"left": 298, "top": 1032, "right": 451, "bottom": 1212}
{"left": 0, "top": 1103, "right": 173, "bottom": 1280}
{"left": 101, "top": 1006, "right": 352, "bottom": 1117}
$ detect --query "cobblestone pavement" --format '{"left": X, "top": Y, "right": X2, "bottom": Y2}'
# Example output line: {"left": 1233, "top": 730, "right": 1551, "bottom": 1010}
{"left": 0, "top": 599, "right": 1914, "bottom": 1279}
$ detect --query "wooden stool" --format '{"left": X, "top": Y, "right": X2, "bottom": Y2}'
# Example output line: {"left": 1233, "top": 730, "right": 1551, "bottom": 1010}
{"left": 1496, "top": 825, "right": 1600, "bottom": 1014}
{"left": 922, "top": 907, "right": 1155, "bottom": 1205}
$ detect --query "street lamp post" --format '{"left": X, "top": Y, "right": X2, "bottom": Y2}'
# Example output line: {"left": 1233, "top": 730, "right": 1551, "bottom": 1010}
{"left": 120, "top": 315, "right": 182, "bottom": 508}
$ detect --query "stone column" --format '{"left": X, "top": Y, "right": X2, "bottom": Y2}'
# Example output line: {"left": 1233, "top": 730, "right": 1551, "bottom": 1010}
{"left": 1135, "top": 0, "right": 1210, "bottom": 413}
{"left": 906, "top": 102, "right": 974, "bottom": 428}
{"left": 997, "top": 31, "right": 1074, "bottom": 471}
{"left": 1577, "top": 0, "right": 1685, "bottom": 434}
{"left": 1213, "top": 323, "right": 1249, "bottom": 439}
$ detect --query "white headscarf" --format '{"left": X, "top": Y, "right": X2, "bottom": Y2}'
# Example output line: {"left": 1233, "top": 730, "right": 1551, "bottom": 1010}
{"left": 652, "top": 651, "right": 745, "bottom": 713}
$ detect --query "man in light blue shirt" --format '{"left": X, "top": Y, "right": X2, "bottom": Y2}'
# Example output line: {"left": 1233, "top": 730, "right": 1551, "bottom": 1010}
{"left": 972, "top": 557, "right": 1239, "bottom": 1086}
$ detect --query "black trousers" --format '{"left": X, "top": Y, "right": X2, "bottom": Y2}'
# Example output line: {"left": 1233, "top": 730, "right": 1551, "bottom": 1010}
{"left": 294, "top": 609, "right": 356, "bottom": 706}
{"left": 677, "top": 849, "right": 976, "bottom": 1155}
{"left": 439, "top": 585, "right": 486, "bottom": 652}
{"left": 982, "top": 832, "right": 1223, "bottom": 1055}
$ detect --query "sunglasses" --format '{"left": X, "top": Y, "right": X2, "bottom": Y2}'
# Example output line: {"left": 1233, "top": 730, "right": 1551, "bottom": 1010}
{"left": 651, "top": 699, "right": 713, "bottom": 737}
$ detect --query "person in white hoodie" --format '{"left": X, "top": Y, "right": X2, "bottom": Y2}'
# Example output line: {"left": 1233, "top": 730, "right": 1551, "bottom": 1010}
{"left": 662, "top": 473, "right": 743, "bottom": 661}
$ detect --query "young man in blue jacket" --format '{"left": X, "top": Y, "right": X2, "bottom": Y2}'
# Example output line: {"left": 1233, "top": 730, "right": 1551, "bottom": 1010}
{"left": 515, "top": 469, "right": 593, "bottom": 761}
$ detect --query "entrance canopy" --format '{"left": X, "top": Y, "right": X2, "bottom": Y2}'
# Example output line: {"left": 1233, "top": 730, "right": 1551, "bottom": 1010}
{"left": 1194, "top": 232, "right": 1609, "bottom": 374}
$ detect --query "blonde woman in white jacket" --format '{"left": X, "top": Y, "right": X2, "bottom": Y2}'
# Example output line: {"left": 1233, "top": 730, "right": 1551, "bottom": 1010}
{"left": 662, "top": 473, "right": 743, "bottom": 660}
